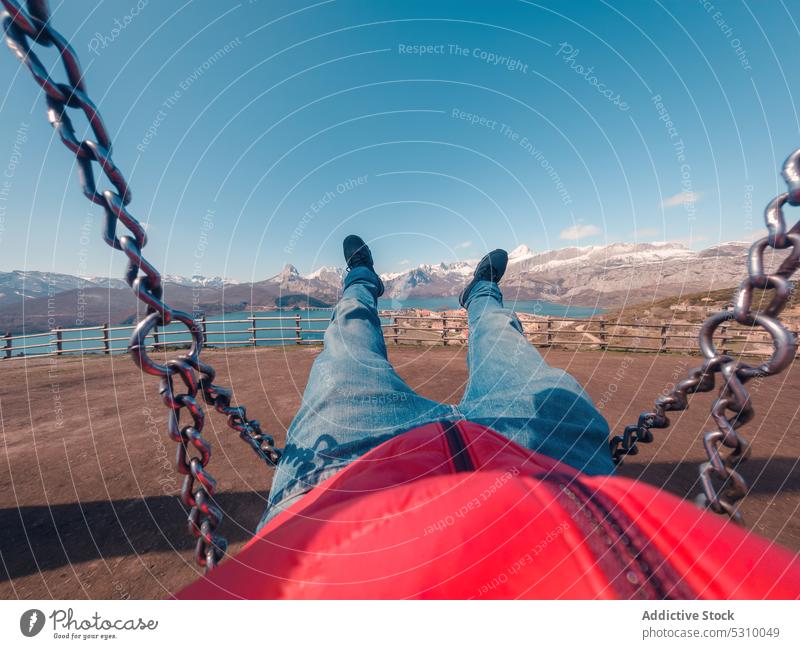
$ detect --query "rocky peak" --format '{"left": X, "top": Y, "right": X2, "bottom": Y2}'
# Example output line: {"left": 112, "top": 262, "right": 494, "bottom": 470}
{"left": 508, "top": 244, "right": 534, "bottom": 261}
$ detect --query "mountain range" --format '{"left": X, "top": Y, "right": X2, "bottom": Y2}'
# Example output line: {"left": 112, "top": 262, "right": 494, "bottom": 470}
{"left": 0, "top": 240, "right": 752, "bottom": 333}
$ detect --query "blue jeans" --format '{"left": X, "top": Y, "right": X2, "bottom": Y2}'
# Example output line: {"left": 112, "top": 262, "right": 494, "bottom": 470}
{"left": 259, "top": 268, "right": 613, "bottom": 528}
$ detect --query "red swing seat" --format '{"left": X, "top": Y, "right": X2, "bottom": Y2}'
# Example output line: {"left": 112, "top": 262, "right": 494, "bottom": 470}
{"left": 177, "top": 421, "right": 800, "bottom": 599}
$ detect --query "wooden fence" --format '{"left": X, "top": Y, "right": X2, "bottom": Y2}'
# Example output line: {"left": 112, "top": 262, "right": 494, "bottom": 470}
{"left": 2, "top": 311, "right": 797, "bottom": 360}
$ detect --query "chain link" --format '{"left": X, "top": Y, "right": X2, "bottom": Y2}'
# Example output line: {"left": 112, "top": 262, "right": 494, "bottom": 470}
{"left": 2, "top": 0, "right": 281, "bottom": 572}
{"left": 612, "top": 150, "right": 800, "bottom": 524}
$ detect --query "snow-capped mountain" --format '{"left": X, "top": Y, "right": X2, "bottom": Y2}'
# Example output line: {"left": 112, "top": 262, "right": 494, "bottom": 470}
{"left": 0, "top": 270, "right": 128, "bottom": 306}
{"left": 500, "top": 241, "right": 743, "bottom": 304}
{"left": 80, "top": 276, "right": 130, "bottom": 290}
{"left": 0, "top": 271, "right": 244, "bottom": 310}
{"left": 372, "top": 241, "right": 749, "bottom": 304}
{"left": 159, "top": 274, "right": 240, "bottom": 288}
{"left": 0, "top": 240, "right": 754, "bottom": 332}
{"left": 0, "top": 270, "right": 85, "bottom": 303}
{"left": 305, "top": 265, "right": 345, "bottom": 283}
{"left": 380, "top": 261, "right": 475, "bottom": 299}
{"left": 254, "top": 264, "right": 341, "bottom": 304}
{"left": 256, "top": 240, "right": 746, "bottom": 306}
{"left": 508, "top": 244, "right": 535, "bottom": 264}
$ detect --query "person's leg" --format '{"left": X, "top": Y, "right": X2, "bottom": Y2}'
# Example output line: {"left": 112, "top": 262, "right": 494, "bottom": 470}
{"left": 261, "top": 265, "right": 458, "bottom": 528}
{"left": 459, "top": 280, "right": 614, "bottom": 475}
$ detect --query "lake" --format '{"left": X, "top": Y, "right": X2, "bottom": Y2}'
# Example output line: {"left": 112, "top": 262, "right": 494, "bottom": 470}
{"left": 49, "top": 297, "right": 601, "bottom": 356}
{"left": 376, "top": 296, "right": 599, "bottom": 317}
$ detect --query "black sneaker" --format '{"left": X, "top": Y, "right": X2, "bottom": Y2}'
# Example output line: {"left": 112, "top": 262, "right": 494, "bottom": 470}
{"left": 459, "top": 249, "right": 508, "bottom": 307}
{"left": 343, "top": 234, "right": 384, "bottom": 296}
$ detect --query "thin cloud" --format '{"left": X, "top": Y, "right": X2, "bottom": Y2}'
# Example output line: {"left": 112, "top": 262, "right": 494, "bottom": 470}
{"left": 652, "top": 234, "right": 708, "bottom": 246}
{"left": 632, "top": 227, "right": 662, "bottom": 239}
{"left": 560, "top": 223, "right": 600, "bottom": 240}
{"left": 740, "top": 229, "right": 766, "bottom": 243}
{"left": 630, "top": 227, "right": 709, "bottom": 245}
{"left": 398, "top": 259, "right": 410, "bottom": 265}
{"left": 662, "top": 191, "right": 702, "bottom": 208}
{"left": 454, "top": 240, "right": 472, "bottom": 250}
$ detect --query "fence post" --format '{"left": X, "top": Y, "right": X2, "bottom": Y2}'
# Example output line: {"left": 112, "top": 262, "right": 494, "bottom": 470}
{"left": 251, "top": 315, "right": 257, "bottom": 347}
{"left": 719, "top": 324, "right": 729, "bottom": 355}
{"left": 199, "top": 314, "right": 207, "bottom": 347}
{"left": 152, "top": 325, "right": 159, "bottom": 347}
{"left": 54, "top": 328, "right": 63, "bottom": 356}
{"left": 546, "top": 317, "right": 553, "bottom": 347}
{"left": 295, "top": 313, "right": 302, "bottom": 344}
{"left": 392, "top": 315, "right": 399, "bottom": 345}
{"left": 441, "top": 314, "right": 448, "bottom": 346}
{"left": 102, "top": 323, "right": 110, "bottom": 354}
{"left": 3, "top": 331, "right": 11, "bottom": 359}
{"left": 599, "top": 318, "right": 607, "bottom": 351}
{"left": 660, "top": 324, "right": 668, "bottom": 352}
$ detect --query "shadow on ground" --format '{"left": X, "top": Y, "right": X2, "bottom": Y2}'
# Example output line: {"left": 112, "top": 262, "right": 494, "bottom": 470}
{"left": 0, "top": 490, "right": 266, "bottom": 582}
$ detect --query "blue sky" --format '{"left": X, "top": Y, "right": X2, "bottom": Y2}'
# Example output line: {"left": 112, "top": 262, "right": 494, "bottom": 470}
{"left": 1, "top": 0, "right": 799, "bottom": 281}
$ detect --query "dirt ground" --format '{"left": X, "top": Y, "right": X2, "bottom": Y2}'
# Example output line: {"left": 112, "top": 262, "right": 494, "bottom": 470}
{"left": 1, "top": 344, "right": 798, "bottom": 599}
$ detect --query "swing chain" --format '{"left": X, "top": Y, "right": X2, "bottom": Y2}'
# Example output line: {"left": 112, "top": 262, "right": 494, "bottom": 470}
{"left": 612, "top": 149, "right": 800, "bottom": 523}
{"left": 2, "top": 0, "right": 281, "bottom": 572}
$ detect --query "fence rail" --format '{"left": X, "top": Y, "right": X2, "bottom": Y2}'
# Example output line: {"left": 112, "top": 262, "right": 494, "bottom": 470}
{"left": 2, "top": 311, "right": 798, "bottom": 360}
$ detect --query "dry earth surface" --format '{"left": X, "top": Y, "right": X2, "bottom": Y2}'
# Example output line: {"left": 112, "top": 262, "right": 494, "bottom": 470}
{"left": 1, "top": 345, "right": 798, "bottom": 599}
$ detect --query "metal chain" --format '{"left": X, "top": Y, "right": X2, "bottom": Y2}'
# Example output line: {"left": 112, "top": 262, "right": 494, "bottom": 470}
{"left": 612, "top": 149, "right": 800, "bottom": 524}
{"left": 2, "top": 0, "right": 281, "bottom": 571}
